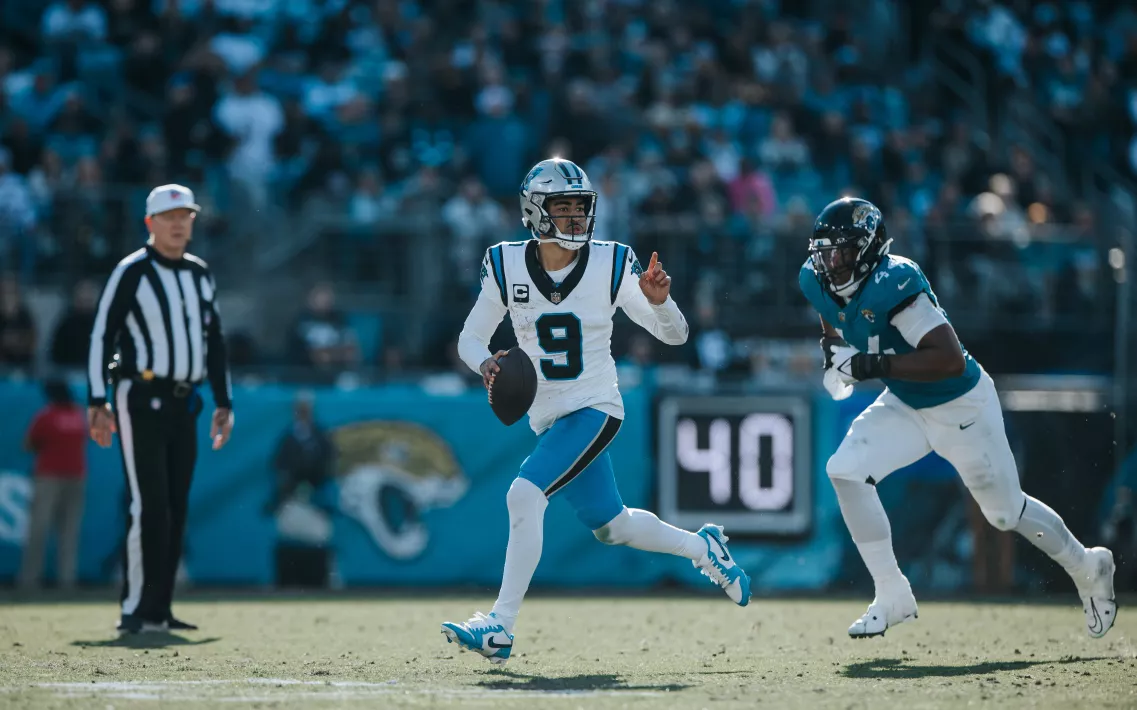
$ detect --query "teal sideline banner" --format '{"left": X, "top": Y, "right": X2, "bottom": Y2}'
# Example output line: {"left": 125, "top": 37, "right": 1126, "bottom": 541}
{"left": 0, "top": 377, "right": 1018, "bottom": 591}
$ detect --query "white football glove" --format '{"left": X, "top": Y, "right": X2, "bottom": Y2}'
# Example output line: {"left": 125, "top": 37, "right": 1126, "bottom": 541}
{"left": 821, "top": 341, "right": 859, "bottom": 400}
{"left": 823, "top": 364, "right": 855, "bottom": 400}
{"left": 827, "top": 343, "right": 861, "bottom": 381}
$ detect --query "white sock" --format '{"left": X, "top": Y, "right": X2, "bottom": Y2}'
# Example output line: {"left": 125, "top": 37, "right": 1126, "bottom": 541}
{"left": 489, "top": 478, "right": 547, "bottom": 633}
{"left": 595, "top": 507, "right": 707, "bottom": 561}
{"left": 856, "top": 539, "right": 906, "bottom": 591}
{"left": 1014, "top": 496, "right": 1087, "bottom": 574}
{"left": 831, "top": 479, "right": 906, "bottom": 590}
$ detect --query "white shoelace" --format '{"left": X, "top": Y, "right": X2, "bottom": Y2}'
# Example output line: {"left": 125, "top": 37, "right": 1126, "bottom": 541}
{"left": 464, "top": 611, "right": 499, "bottom": 631}
{"left": 696, "top": 553, "right": 732, "bottom": 590}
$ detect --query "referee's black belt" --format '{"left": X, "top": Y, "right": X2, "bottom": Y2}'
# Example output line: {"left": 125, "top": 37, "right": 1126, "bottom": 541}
{"left": 129, "top": 375, "right": 198, "bottom": 398}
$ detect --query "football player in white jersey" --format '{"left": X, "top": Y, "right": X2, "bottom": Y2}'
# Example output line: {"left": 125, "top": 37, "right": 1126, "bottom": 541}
{"left": 440, "top": 158, "right": 752, "bottom": 665}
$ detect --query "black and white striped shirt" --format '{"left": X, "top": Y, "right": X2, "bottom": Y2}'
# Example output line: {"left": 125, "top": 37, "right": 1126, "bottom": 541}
{"left": 87, "top": 244, "right": 233, "bottom": 409}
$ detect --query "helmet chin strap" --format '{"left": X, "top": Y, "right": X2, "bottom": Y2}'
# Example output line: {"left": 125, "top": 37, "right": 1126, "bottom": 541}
{"left": 831, "top": 273, "right": 863, "bottom": 299}
{"left": 537, "top": 222, "right": 590, "bottom": 250}
{"left": 551, "top": 238, "right": 587, "bottom": 251}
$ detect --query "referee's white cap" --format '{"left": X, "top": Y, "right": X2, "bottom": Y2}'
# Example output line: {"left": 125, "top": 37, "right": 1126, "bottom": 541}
{"left": 146, "top": 184, "right": 201, "bottom": 217}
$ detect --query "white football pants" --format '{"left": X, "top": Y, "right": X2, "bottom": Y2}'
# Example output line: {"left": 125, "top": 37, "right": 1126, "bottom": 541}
{"left": 827, "top": 370, "right": 1024, "bottom": 530}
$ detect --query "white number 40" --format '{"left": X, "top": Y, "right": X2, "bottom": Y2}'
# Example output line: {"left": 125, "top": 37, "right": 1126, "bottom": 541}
{"left": 675, "top": 414, "right": 794, "bottom": 511}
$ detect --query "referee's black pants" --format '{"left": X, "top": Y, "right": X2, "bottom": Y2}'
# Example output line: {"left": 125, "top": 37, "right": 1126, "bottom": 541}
{"left": 113, "top": 378, "right": 201, "bottom": 622}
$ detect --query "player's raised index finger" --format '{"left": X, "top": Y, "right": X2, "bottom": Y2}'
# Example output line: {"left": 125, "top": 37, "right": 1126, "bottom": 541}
{"left": 648, "top": 252, "right": 659, "bottom": 271}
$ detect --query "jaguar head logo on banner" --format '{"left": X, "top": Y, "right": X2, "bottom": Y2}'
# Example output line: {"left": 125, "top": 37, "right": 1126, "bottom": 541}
{"left": 333, "top": 421, "right": 468, "bottom": 560}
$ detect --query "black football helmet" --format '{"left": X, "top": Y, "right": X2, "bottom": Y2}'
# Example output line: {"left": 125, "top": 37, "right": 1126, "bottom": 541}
{"left": 808, "top": 197, "right": 891, "bottom": 297}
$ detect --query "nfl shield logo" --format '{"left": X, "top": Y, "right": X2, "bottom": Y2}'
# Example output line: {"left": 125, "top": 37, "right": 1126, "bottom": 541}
{"left": 550, "top": 292, "right": 562, "bottom": 305}
{"left": 170, "top": 190, "right": 181, "bottom": 199}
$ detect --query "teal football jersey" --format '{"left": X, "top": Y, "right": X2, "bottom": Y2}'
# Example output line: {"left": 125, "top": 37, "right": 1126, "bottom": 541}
{"left": 799, "top": 254, "right": 980, "bottom": 409}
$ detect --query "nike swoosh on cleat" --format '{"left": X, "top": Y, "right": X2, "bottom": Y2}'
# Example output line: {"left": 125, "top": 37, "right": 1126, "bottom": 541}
{"left": 487, "top": 638, "right": 512, "bottom": 649}
{"left": 711, "top": 535, "right": 730, "bottom": 562}
{"left": 1088, "top": 599, "right": 1104, "bottom": 636}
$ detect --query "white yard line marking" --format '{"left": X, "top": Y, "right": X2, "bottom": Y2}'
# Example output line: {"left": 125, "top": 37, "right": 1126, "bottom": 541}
{"left": 31, "top": 678, "right": 664, "bottom": 702}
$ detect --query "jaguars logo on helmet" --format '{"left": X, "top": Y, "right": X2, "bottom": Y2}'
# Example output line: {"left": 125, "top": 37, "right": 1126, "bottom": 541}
{"left": 808, "top": 196, "right": 892, "bottom": 298}
{"left": 518, "top": 157, "right": 597, "bottom": 250}
{"left": 334, "top": 421, "right": 467, "bottom": 561}
{"left": 851, "top": 203, "right": 880, "bottom": 234}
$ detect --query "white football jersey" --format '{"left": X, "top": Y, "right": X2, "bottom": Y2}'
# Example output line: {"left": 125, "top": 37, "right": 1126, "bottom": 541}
{"left": 457, "top": 239, "right": 689, "bottom": 434}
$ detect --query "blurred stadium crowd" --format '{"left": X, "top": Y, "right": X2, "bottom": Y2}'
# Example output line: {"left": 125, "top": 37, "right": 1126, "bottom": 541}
{"left": 0, "top": 0, "right": 1134, "bottom": 379}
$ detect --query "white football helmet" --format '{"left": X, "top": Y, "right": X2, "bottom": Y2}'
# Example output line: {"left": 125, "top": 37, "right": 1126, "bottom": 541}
{"left": 518, "top": 158, "right": 597, "bottom": 250}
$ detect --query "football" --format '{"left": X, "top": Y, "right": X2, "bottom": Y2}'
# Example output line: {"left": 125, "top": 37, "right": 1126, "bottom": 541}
{"left": 489, "top": 347, "right": 538, "bottom": 426}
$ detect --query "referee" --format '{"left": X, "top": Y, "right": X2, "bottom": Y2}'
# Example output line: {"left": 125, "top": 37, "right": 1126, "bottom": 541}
{"left": 87, "top": 184, "right": 234, "bottom": 634}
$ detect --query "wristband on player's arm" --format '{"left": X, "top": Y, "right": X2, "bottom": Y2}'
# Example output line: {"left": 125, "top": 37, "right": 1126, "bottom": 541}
{"left": 849, "top": 353, "right": 891, "bottom": 380}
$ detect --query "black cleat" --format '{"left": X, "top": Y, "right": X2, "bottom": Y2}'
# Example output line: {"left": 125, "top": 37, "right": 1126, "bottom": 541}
{"left": 166, "top": 616, "right": 199, "bottom": 631}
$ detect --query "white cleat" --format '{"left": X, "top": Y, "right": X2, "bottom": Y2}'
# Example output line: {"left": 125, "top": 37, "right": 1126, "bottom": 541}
{"left": 848, "top": 582, "right": 918, "bottom": 639}
{"left": 1074, "top": 547, "right": 1117, "bottom": 639}
{"left": 440, "top": 611, "right": 514, "bottom": 666}
{"left": 692, "top": 524, "right": 752, "bottom": 606}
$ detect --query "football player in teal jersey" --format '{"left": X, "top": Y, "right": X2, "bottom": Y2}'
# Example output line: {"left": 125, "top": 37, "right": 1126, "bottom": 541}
{"left": 800, "top": 197, "right": 1116, "bottom": 639}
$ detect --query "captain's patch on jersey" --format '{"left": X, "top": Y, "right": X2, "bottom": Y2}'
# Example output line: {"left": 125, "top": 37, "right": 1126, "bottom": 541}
{"left": 480, "top": 262, "right": 488, "bottom": 284}
{"left": 631, "top": 257, "right": 643, "bottom": 277}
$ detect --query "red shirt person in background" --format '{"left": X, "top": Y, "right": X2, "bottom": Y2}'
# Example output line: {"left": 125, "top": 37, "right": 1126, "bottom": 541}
{"left": 19, "top": 379, "right": 87, "bottom": 590}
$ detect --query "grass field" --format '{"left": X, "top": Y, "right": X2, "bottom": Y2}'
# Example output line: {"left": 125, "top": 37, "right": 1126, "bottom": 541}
{"left": 0, "top": 594, "right": 1135, "bottom": 709}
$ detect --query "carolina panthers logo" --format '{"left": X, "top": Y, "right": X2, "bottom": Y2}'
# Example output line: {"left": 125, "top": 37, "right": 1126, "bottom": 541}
{"left": 480, "top": 261, "right": 488, "bottom": 285}
{"left": 852, "top": 204, "right": 881, "bottom": 236}
{"left": 521, "top": 166, "right": 543, "bottom": 192}
{"left": 631, "top": 258, "right": 643, "bottom": 277}
{"left": 334, "top": 421, "right": 467, "bottom": 561}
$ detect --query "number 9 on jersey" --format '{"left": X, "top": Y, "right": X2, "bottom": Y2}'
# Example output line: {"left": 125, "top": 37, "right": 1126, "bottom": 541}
{"left": 655, "top": 396, "right": 813, "bottom": 537}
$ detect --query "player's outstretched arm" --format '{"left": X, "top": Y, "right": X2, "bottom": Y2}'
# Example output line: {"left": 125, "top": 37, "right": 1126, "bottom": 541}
{"left": 880, "top": 323, "right": 966, "bottom": 382}
{"left": 458, "top": 252, "right": 509, "bottom": 380}
{"left": 618, "top": 251, "right": 689, "bottom": 345}
{"left": 874, "top": 291, "right": 966, "bottom": 382}
{"left": 457, "top": 291, "right": 507, "bottom": 376}
{"left": 826, "top": 297, "right": 966, "bottom": 383}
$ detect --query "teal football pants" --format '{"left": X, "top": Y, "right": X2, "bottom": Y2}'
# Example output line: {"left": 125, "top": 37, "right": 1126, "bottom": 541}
{"left": 518, "top": 407, "right": 625, "bottom": 530}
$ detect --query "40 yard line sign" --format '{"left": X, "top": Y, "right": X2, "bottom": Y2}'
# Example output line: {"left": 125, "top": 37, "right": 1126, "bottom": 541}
{"left": 656, "top": 395, "right": 813, "bottom": 538}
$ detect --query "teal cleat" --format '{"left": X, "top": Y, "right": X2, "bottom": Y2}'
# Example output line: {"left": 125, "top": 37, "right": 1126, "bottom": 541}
{"left": 693, "top": 524, "right": 752, "bottom": 607}
{"left": 440, "top": 611, "right": 514, "bottom": 666}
